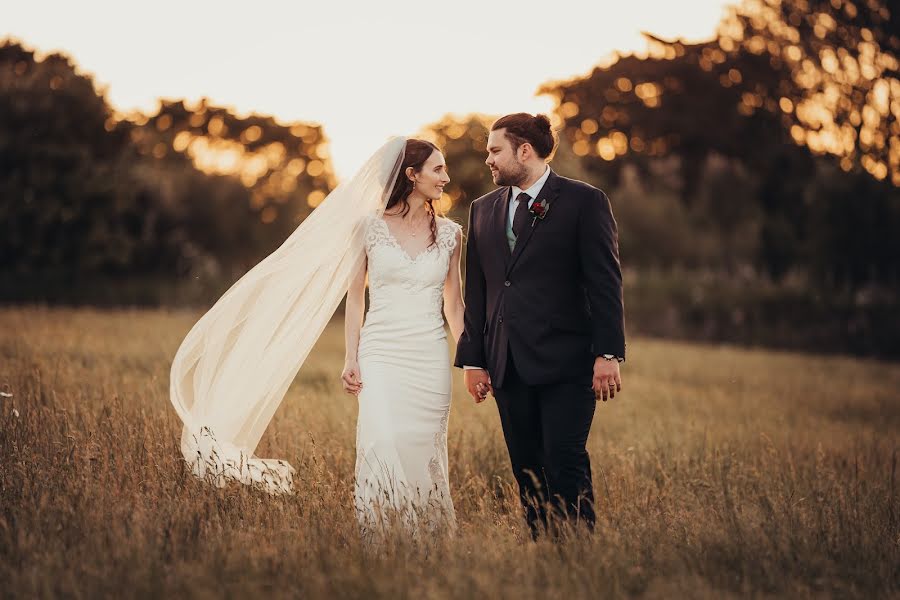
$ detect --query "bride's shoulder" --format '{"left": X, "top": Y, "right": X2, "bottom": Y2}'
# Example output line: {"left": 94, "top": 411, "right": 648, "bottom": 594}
{"left": 363, "top": 213, "right": 385, "bottom": 229}
{"left": 436, "top": 216, "right": 462, "bottom": 232}
{"left": 436, "top": 217, "right": 463, "bottom": 252}
{"left": 362, "top": 214, "right": 388, "bottom": 249}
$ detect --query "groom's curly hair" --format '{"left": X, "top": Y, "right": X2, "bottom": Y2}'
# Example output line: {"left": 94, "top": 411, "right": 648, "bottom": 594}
{"left": 492, "top": 113, "right": 558, "bottom": 160}
{"left": 385, "top": 138, "right": 442, "bottom": 248}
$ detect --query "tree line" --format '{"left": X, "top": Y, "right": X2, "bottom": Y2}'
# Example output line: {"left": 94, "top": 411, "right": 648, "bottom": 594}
{"left": 1, "top": 0, "right": 898, "bottom": 354}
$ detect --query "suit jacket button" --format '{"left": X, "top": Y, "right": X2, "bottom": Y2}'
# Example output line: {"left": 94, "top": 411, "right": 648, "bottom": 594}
{"left": 499, "top": 317, "right": 503, "bottom": 324}
{"left": 504, "top": 280, "right": 511, "bottom": 287}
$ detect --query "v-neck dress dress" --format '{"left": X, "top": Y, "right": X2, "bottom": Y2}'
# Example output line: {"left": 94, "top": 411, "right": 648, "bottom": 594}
{"left": 354, "top": 215, "right": 462, "bottom": 535}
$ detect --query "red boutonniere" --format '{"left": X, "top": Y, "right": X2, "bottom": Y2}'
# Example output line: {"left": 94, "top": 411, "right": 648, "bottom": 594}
{"left": 529, "top": 198, "right": 551, "bottom": 226}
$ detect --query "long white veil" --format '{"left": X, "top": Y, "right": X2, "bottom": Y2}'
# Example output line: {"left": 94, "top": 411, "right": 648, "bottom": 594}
{"left": 169, "top": 136, "right": 407, "bottom": 494}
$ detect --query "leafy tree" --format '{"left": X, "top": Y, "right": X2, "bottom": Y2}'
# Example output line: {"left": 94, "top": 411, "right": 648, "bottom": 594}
{"left": 538, "top": 0, "right": 899, "bottom": 284}
{"left": 0, "top": 38, "right": 336, "bottom": 292}
{"left": 0, "top": 40, "right": 148, "bottom": 276}
{"left": 126, "top": 98, "right": 335, "bottom": 264}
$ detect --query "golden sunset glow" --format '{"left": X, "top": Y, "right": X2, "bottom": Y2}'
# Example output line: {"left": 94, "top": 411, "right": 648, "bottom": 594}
{"left": 3, "top": 0, "right": 737, "bottom": 178}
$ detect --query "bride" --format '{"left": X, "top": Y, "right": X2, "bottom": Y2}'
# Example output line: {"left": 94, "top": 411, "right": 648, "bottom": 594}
{"left": 342, "top": 138, "right": 462, "bottom": 534}
{"left": 169, "top": 136, "right": 463, "bottom": 535}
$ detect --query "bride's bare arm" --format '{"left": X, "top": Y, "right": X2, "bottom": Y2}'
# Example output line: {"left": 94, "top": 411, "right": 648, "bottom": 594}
{"left": 341, "top": 258, "right": 367, "bottom": 395}
{"left": 443, "top": 227, "right": 465, "bottom": 343}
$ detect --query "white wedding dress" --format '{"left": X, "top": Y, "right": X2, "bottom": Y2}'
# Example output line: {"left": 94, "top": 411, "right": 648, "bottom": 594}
{"left": 169, "top": 135, "right": 466, "bottom": 528}
{"left": 354, "top": 215, "right": 461, "bottom": 536}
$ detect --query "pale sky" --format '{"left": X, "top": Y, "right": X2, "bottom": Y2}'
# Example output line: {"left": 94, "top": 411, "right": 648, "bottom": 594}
{"left": 5, "top": 0, "right": 736, "bottom": 178}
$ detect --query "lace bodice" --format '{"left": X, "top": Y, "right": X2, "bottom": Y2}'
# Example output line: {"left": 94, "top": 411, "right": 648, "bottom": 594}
{"left": 363, "top": 216, "right": 461, "bottom": 323}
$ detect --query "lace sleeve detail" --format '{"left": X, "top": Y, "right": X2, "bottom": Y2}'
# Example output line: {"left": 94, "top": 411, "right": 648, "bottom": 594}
{"left": 364, "top": 217, "right": 391, "bottom": 254}
{"left": 436, "top": 220, "right": 462, "bottom": 254}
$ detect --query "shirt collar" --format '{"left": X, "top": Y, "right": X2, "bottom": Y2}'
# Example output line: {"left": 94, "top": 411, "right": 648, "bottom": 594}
{"left": 511, "top": 164, "right": 551, "bottom": 201}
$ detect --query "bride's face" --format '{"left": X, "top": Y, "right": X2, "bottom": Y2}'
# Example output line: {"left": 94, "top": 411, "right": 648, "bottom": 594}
{"left": 485, "top": 129, "right": 528, "bottom": 187}
{"left": 411, "top": 150, "right": 450, "bottom": 201}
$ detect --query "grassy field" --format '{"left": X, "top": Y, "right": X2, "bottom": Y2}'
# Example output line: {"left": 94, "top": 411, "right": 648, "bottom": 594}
{"left": 1, "top": 306, "right": 898, "bottom": 599}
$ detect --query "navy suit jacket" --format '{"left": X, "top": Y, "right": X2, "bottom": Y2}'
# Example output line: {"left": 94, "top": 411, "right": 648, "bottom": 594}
{"left": 453, "top": 169, "right": 625, "bottom": 388}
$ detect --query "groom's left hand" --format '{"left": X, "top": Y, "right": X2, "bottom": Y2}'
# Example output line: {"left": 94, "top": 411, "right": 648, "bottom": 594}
{"left": 592, "top": 357, "right": 622, "bottom": 402}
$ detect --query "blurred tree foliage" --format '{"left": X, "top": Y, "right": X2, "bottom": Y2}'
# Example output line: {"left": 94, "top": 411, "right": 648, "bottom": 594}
{"left": 414, "top": 0, "right": 899, "bottom": 355}
{"left": 537, "top": 0, "right": 900, "bottom": 287}
{"left": 2, "top": 0, "right": 899, "bottom": 355}
{"left": 126, "top": 98, "right": 335, "bottom": 267}
{"left": 418, "top": 114, "right": 494, "bottom": 223}
{"left": 0, "top": 41, "right": 137, "bottom": 275}
{"left": 0, "top": 39, "right": 335, "bottom": 302}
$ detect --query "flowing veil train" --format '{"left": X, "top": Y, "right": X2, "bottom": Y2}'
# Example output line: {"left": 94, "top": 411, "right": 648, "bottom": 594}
{"left": 169, "top": 136, "right": 407, "bottom": 494}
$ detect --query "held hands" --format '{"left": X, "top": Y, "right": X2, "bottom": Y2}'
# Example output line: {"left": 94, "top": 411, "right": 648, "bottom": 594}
{"left": 341, "top": 359, "right": 363, "bottom": 396}
{"left": 593, "top": 356, "right": 622, "bottom": 402}
{"left": 464, "top": 368, "right": 493, "bottom": 403}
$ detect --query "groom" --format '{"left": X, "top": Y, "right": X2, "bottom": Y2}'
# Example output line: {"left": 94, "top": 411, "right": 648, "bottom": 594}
{"left": 454, "top": 113, "right": 625, "bottom": 537}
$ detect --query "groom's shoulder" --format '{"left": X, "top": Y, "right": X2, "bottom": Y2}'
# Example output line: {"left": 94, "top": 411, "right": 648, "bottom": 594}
{"left": 553, "top": 171, "right": 605, "bottom": 198}
{"left": 471, "top": 187, "right": 506, "bottom": 209}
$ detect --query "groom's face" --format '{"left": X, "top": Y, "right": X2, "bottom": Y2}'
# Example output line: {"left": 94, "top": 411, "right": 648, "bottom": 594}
{"left": 486, "top": 129, "right": 528, "bottom": 188}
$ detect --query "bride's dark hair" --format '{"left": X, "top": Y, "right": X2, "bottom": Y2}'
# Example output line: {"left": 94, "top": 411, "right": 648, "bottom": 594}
{"left": 385, "top": 138, "right": 442, "bottom": 248}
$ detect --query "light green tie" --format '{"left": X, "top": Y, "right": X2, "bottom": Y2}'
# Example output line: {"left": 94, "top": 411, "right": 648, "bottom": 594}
{"left": 506, "top": 210, "right": 517, "bottom": 252}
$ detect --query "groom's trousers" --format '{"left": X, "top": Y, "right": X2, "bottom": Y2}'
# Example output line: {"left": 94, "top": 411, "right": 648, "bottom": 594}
{"left": 493, "top": 346, "right": 597, "bottom": 538}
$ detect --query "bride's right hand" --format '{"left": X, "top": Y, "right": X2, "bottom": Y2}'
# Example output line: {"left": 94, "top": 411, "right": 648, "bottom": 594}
{"left": 341, "top": 360, "right": 363, "bottom": 395}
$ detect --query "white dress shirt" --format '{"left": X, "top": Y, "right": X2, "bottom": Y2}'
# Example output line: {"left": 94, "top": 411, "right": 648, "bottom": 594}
{"left": 507, "top": 165, "right": 551, "bottom": 230}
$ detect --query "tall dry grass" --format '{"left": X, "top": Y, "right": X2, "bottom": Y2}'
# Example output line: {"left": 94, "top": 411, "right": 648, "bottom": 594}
{"left": 1, "top": 306, "right": 898, "bottom": 598}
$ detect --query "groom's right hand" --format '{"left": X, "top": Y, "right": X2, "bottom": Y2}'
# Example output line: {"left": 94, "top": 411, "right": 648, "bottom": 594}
{"left": 464, "top": 369, "right": 493, "bottom": 403}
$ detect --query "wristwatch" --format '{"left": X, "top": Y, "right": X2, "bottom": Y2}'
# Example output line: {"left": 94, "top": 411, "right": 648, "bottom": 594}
{"left": 601, "top": 354, "right": 625, "bottom": 363}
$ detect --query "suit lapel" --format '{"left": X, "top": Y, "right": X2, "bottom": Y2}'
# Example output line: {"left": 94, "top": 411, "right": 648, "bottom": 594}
{"left": 506, "top": 169, "right": 561, "bottom": 277}
{"left": 494, "top": 187, "right": 513, "bottom": 263}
